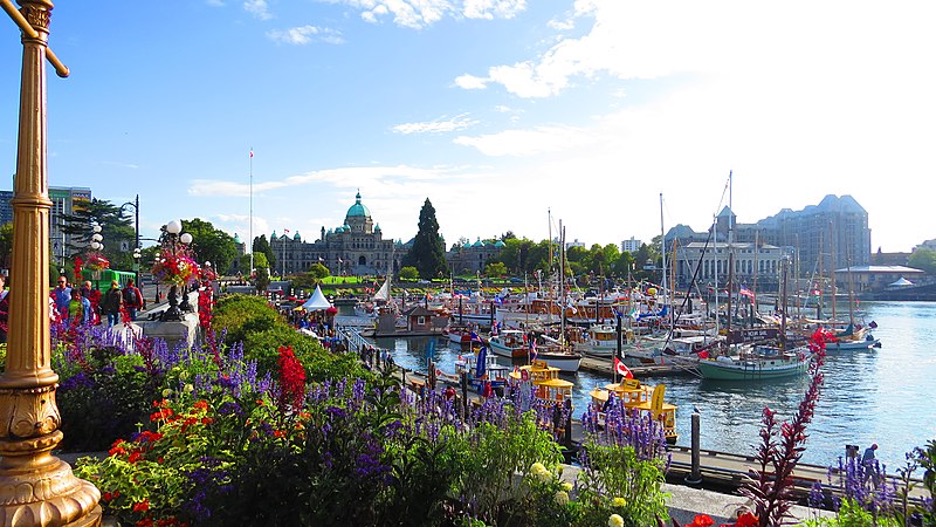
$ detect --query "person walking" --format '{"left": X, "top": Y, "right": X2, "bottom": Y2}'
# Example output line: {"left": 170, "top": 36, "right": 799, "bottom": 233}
{"left": 862, "top": 443, "right": 880, "bottom": 487}
{"left": 67, "top": 289, "right": 92, "bottom": 325}
{"left": 122, "top": 279, "right": 144, "bottom": 321}
{"left": 101, "top": 280, "right": 123, "bottom": 327}
{"left": 51, "top": 276, "right": 71, "bottom": 321}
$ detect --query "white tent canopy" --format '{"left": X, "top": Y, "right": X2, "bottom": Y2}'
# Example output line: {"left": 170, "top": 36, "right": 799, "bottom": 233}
{"left": 888, "top": 276, "right": 914, "bottom": 288}
{"left": 302, "top": 285, "right": 333, "bottom": 311}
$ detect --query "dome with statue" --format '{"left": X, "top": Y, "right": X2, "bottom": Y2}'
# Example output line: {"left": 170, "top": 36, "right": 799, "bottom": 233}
{"left": 346, "top": 191, "right": 371, "bottom": 218}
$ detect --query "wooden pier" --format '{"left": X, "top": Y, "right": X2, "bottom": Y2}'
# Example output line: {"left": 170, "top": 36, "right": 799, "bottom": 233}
{"left": 578, "top": 356, "right": 695, "bottom": 378}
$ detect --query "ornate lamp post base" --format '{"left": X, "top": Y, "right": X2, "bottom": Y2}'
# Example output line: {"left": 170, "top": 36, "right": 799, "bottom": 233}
{"left": 160, "top": 284, "right": 184, "bottom": 322}
{"left": 0, "top": 393, "right": 101, "bottom": 526}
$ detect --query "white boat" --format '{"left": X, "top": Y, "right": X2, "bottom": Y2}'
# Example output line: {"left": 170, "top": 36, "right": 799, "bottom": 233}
{"left": 488, "top": 329, "right": 582, "bottom": 372}
{"left": 571, "top": 323, "right": 630, "bottom": 358}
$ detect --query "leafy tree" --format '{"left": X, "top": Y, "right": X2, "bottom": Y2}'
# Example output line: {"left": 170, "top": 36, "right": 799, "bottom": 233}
{"left": 252, "top": 235, "right": 275, "bottom": 272}
{"left": 60, "top": 198, "right": 135, "bottom": 270}
{"left": 308, "top": 262, "right": 330, "bottom": 279}
{"left": 402, "top": 199, "right": 446, "bottom": 280}
{"left": 399, "top": 266, "right": 419, "bottom": 281}
{"left": 484, "top": 261, "right": 507, "bottom": 278}
{"left": 181, "top": 218, "right": 238, "bottom": 274}
{"left": 909, "top": 248, "right": 936, "bottom": 275}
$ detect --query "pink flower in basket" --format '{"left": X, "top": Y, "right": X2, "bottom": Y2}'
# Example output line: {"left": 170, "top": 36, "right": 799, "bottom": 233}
{"left": 85, "top": 252, "right": 110, "bottom": 272}
{"left": 151, "top": 248, "right": 200, "bottom": 287}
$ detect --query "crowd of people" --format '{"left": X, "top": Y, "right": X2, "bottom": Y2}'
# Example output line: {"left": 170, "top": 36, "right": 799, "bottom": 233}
{"left": 49, "top": 275, "right": 145, "bottom": 327}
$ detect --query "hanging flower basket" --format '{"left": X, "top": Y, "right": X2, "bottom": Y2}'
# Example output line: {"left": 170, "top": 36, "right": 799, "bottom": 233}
{"left": 151, "top": 248, "right": 199, "bottom": 287}
{"left": 85, "top": 252, "right": 110, "bottom": 272}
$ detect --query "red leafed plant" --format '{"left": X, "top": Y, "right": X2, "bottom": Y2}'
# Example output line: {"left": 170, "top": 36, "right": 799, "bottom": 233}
{"left": 740, "top": 338, "right": 827, "bottom": 526}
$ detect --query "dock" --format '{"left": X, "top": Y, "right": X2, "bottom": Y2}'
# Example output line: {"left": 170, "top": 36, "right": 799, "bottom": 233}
{"left": 578, "top": 356, "right": 695, "bottom": 378}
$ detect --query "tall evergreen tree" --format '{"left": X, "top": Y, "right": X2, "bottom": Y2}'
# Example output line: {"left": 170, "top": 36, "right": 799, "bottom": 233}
{"left": 60, "top": 198, "right": 135, "bottom": 270}
{"left": 402, "top": 199, "right": 447, "bottom": 280}
{"left": 252, "top": 235, "right": 276, "bottom": 271}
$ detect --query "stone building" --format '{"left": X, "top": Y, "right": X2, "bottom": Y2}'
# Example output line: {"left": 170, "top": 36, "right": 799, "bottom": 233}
{"left": 269, "top": 191, "right": 403, "bottom": 277}
{"left": 666, "top": 194, "right": 871, "bottom": 291}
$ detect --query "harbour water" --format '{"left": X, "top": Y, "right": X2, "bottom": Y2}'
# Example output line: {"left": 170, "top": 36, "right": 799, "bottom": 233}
{"left": 374, "top": 301, "right": 936, "bottom": 472}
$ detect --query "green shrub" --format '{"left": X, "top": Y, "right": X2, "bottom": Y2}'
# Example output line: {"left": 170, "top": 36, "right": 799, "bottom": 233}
{"left": 212, "top": 294, "right": 281, "bottom": 345}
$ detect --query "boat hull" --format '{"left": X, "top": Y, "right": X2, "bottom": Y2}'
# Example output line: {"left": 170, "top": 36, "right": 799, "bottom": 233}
{"left": 696, "top": 356, "right": 809, "bottom": 380}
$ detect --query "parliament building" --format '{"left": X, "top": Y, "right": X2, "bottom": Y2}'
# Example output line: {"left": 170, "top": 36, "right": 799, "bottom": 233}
{"left": 267, "top": 191, "right": 403, "bottom": 277}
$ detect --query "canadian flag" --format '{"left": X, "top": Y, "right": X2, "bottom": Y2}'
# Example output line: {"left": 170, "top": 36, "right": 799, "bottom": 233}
{"left": 613, "top": 356, "right": 634, "bottom": 379}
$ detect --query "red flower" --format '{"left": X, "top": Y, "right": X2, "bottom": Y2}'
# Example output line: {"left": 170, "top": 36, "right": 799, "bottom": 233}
{"left": 686, "top": 513, "right": 714, "bottom": 527}
{"left": 277, "top": 345, "right": 306, "bottom": 411}
{"left": 132, "top": 499, "right": 150, "bottom": 513}
{"left": 733, "top": 512, "right": 759, "bottom": 527}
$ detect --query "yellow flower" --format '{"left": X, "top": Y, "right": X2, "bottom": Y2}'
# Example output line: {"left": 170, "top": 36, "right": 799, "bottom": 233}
{"left": 161, "top": 388, "right": 173, "bottom": 398}
{"left": 183, "top": 383, "right": 194, "bottom": 393}
{"left": 529, "top": 462, "right": 553, "bottom": 483}
{"left": 554, "top": 490, "right": 569, "bottom": 505}
{"left": 612, "top": 497, "right": 627, "bottom": 508}
{"left": 608, "top": 513, "right": 624, "bottom": 527}
{"left": 561, "top": 481, "right": 573, "bottom": 492}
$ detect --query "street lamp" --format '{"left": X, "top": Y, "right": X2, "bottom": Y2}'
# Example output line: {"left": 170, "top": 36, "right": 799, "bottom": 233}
{"left": 121, "top": 194, "right": 140, "bottom": 287}
{"left": 158, "top": 220, "right": 195, "bottom": 321}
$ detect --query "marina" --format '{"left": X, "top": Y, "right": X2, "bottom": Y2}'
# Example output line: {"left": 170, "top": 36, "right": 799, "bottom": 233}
{"left": 340, "top": 300, "right": 936, "bottom": 473}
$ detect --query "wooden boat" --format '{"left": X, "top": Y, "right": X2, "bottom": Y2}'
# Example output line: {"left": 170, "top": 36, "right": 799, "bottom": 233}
{"left": 589, "top": 377, "right": 678, "bottom": 443}
{"left": 488, "top": 329, "right": 582, "bottom": 372}
{"left": 508, "top": 360, "right": 574, "bottom": 408}
{"left": 571, "top": 323, "right": 633, "bottom": 358}
{"left": 454, "top": 346, "right": 510, "bottom": 394}
{"left": 695, "top": 342, "right": 812, "bottom": 381}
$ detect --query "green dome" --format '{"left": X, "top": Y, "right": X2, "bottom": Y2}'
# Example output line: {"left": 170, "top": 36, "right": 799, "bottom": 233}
{"left": 346, "top": 191, "right": 371, "bottom": 218}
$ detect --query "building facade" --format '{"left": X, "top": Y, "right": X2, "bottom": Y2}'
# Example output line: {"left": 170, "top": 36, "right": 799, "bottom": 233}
{"left": 666, "top": 195, "right": 871, "bottom": 291}
{"left": 446, "top": 238, "right": 505, "bottom": 275}
{"left": 269, "top": 191, "right": 402, "bottom": 277}
{"left": 621, "top": 237, "right": 642, "bottom": 253}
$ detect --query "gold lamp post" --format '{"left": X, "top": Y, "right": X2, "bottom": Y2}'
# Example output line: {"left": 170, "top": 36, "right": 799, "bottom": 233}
{"left": 0, "top": 0, "right": 102, "bottom": 525}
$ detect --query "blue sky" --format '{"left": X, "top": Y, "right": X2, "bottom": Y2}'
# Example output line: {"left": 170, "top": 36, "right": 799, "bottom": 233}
{"left": 2, "top": 1, "right": 934, "bottom": 253}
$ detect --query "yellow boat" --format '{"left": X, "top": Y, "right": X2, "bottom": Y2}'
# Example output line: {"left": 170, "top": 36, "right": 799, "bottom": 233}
{"left": 589, "top": 378, "right": 678, "bottom": 444}
{"left": 508, "top": 360, "right": 574, "bottom": 408}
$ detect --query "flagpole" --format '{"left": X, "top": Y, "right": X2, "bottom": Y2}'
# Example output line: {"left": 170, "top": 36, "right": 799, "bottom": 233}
{"left": 249, "top": 148, "right": 254, "bottom": 276}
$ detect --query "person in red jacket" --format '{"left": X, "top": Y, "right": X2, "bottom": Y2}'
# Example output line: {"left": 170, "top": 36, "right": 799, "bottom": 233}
{"left": 122, "top": 279, "right": 144, "bottom": 321}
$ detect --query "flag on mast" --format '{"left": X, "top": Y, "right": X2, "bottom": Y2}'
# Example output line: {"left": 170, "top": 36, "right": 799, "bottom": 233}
{"left": 249, "top": 149, "right": 254, "bottom": 158}
{"left": 613, "top": 356, "right": 634, "bottom": 379}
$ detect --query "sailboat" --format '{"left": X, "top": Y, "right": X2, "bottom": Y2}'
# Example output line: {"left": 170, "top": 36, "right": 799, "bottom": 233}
{"left": 695, "top": 250, "right": 814, "bottom": 381}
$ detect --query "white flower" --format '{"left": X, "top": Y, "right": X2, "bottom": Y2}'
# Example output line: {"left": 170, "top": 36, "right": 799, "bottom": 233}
{"left": 608, "top": 513, "right": 624, "bottom": 527}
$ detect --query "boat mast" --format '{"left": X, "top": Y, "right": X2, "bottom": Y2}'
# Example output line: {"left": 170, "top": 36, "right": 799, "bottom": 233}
{"left": 726, "top": 171, "right": 734, "bottom": 334}
{"left": 560, "top": 221, "right": 566, "bottom": 345}
{"left": 659, "top": 193, "right": 667, "bottom": 308}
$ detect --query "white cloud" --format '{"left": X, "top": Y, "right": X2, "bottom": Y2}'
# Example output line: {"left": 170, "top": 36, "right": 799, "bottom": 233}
{"left": 335, "top": 0, "right": 525, "bottom": 29}
{"left": 243, "top": 0, "right": 272, "bottom": 20}
{"left": 454, "top": 74, "right": 488, "bottom": 90}
{"left": 392, "top": 113, "right": 478, "bottom": 134}
{"left": 187, "top": 165, "right": 455, "bottom": 198}
{"left": 267, "top": 25, "right": 344, "bottom": 45}
{"left": 462, "top": 0, "right": 526, "bottom": 20}
{"left": 454, "top": 124, "right": 592, "bottom": 157}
